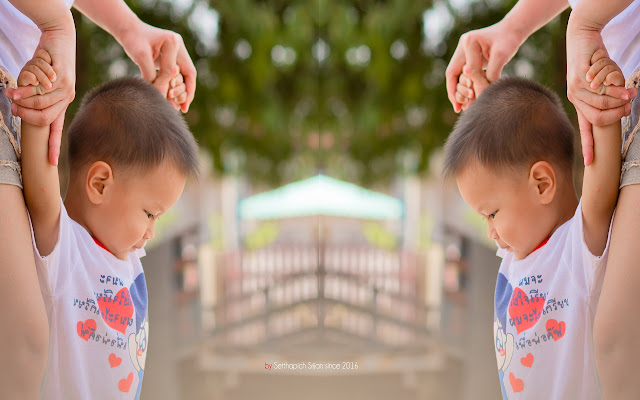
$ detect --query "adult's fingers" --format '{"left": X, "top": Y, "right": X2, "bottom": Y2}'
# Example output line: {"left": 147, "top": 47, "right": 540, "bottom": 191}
{"left": 49, "top": 110, "right": 66, "bottom": 166}
{"left": 462, "top": 37, "right": 484, "bottom": 84}
{"left": 7, "top": 86, "right": 53, "bottom": 101}
{"left": 11, "top": 98, "right": 65, "bottom": 127}
{"left": 157, "top": 36, "right": 179, "bottom": 83}
{"left": 10, "top": 89, "right": 66, "bottom": 110}
{"left": 485, "top": 53, "right": 507, "bottom": 83}
{"left": 577, "top": 109, "right": 594, "bottom": 166}
{"left": 579, "top": 89, "right": 632, "bottom": 111}
{"left": 445, "top": 43, "right": 466, "bottom": 112}
{"left": 176, "top": 42, "right": 196, "bottom": 112}
{"left": 135, "top": 46, "right": 158, "bottom": 83}
{"left": 577, "top": 97, "right": 631, "bottom": 128}
{"left": 463, "top": 64, "right": 490, "bottom": 97}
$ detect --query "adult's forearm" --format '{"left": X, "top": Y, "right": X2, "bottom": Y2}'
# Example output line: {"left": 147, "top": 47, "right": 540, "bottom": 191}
{"left": 8, "top": 0, "right": 73, "bottom": 31}
{"left": 570, "top": 0, "right": 634, "bottom": 31}
{"left": 72, "top": 0, "right": 140, "bottom": 43}
{"left": 501, "top": 0, "right": 569, "bottom": 44}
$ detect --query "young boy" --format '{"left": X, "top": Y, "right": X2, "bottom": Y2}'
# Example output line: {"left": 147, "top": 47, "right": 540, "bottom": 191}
{"left": 17, "top": 50, "right": 199, "bottom": 399}
{"left": 443, "top": 50, "right": 625, "bottom": 399}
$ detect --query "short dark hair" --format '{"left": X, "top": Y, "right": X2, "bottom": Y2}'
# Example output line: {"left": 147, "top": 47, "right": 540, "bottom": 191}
{"left": 443, "top": 77, "right": 575, "bottom": 179}
{"left": 67, "top": 76, "right": 199, "bottom": 180}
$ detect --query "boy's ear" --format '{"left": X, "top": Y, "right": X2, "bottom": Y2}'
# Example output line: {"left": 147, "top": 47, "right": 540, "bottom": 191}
{"left": 86, "top": 161, "right": 114, "bottom": 205}
{"left": 529, "top": 161, "right": 556, "bottom": 205}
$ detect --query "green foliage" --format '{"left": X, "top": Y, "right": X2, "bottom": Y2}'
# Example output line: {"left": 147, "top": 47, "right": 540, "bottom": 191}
{"left": 71, "top": 0, "right": 571, "bottom": 186}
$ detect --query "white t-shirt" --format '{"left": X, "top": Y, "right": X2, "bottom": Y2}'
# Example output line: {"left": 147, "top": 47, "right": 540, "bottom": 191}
{"left": 0, "top": 0, "right": 75, "bottom": 78}
{"left": 493, "top": 200, "right": 612, "bottom": 399}
{"left": 31, "top": 198, "right": 149, "bottom": 400}
{"left": 568, "top": 0, "right": 640, "bottom": 78}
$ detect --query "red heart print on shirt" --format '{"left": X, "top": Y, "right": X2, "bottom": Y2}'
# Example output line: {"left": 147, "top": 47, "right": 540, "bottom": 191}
{"left": 109, "top": 353, "right": 122, "bottom": 368}
{"left": 119, "top": 372, "right": 133, "bottom": 393}
{"left": 76, "top": 319, "right": 96, "bottom": 341}
{"left": 521, "top": 353, "right": 534, "bottom": 368}
{"left": 98, "top": 287, "right": 134, "bottom": 334}
{"left": 508, "top": 287, "right": 545, "bottom": 334}
{"left": 546, "top": 319, "right": 566, "bottom": 341}
{"left": 509, "top": 372, "right": 524, "bottom": 393}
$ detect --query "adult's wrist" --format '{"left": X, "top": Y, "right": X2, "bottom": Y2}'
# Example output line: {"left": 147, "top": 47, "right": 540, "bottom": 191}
{"left": 567, "top": 8, "right": 606, "bottom": 34}
{"left": 37, "top": 9, "right": 75, "bottom": 34}
{"left": 500, "top": 14, "right": 533, "bottom": 46}
{"left": 110, "top": 13, "right": 143, "bottom": 47}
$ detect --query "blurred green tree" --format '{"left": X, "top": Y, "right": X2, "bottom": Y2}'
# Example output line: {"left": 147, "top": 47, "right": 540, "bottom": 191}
{"left": 70, "top": 0, "right": 570, "bottom": 186}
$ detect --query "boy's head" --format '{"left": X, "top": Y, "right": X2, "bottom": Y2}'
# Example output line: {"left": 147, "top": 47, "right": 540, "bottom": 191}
{"left": 443, "top": 77, "right": 576, "bottom": 259}
{"left": 66, "top": 77, "right": 199, "bottom": 260}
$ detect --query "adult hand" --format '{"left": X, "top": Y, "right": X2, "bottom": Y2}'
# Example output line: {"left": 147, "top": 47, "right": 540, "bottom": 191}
{"left": 5, "top": 14, "right": 76, "bottom": 166}
{"left": 446, "top": 22, "right": 524, "bottom": 112}
{"left": 118, "top": 22, "right": 196, "bottom": 113}
{"left": 566, "top": 12, "right": 636, "bottom": 166}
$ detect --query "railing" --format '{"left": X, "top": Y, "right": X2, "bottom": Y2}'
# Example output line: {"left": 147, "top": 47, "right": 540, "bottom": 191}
{"left": 204, "top": 246, "right": 433, "bottom": 352}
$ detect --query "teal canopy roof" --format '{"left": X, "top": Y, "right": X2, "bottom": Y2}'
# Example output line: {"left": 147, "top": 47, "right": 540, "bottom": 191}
{"left": 239, "top": 174, "right": 403, "bottom": 220}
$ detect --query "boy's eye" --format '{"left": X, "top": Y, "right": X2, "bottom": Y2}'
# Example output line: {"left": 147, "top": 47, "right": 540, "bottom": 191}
{"left": 488, "top": 211, "right": 497, "bottom": 219}
{"left": 145, "top": 211, "right": 153, "bottom": 219}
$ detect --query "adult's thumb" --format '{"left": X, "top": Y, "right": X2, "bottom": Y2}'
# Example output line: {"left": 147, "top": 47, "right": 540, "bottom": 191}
{"left": 463, "top": 65, "right": 490, "bottom": 97}
{"left": 49, "top": 110, "right": 65, "bottom": 166}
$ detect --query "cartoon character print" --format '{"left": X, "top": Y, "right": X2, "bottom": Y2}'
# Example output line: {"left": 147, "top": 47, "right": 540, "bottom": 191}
{"left": 127, "top": 273, "right": 148, "bottom": 399}
{"left": 495, "top": 273, "right": 515, "bottom": 399}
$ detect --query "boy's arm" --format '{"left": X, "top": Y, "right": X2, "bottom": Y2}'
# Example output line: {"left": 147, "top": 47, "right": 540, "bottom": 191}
{"left": 19, "top": 51, "right": 62, "bottom": 257}
{"left": 581, "top": 50, "right": 624, "bottom": 256}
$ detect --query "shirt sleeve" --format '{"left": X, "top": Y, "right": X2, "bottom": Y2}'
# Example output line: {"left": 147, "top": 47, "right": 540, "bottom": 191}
{"left": 570, "top": 199, "right": 614, "bottom": 294}
{"left": 29, "top": 196, "right": 77, "bottom": 296}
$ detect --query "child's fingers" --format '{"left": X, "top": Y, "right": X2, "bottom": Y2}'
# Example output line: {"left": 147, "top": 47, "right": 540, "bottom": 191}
{"left": 455, "top": 91, "right": 468, "bottom": 105}
{"left": 29, "top": 53, "right": 55, "bottom": 82}
{"left": 589, "top": 63, "right": 619, "bottom": 90}
{"left": 21, "top": 63, "right": 53, "bottom": 90}
{"left": 170, "top": 73, "right": 184, "bottom": 88}
{"left": 605, "top": 70, "right": 625, "bottom": 87}
{"left": 168, "top": 99, "right": 179, "bottom": 110}
{"left": 590, "top": 48, "right": 609, "bottom": 65}
{"left": 459, "top": 73, "right": 472, "bottom": 88}
{"left": 33, "top": 48, "right": 53, "bottom": 66}
{"left": 169, "top": 83, "right": 186, "bottom": 101}
{"left": 586, "top": 57, "right": 612, "bottom": 83}
{"left": 175, "top": 92, "right": 187, "bottom": 105}
{"left": 16, "top": 71, "right": 38, "bottom": 87}
{"left": 456, "top": 82, "right": 474, "bottom": 99}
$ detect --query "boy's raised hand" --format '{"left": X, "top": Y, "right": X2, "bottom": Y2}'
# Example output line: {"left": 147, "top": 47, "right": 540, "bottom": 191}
{"left": 152, "top": 65, "right": 187, "bottom": 111}
{"left": 16, "top": 49, "right": 56, "bottom": 94}
{"left": 18, "top": 48, "right": 62, "bottom": 258}
{"left": 167, "top": 71, "right": 188, "bottom": 110}
{"left": 586, "top": 49, "right": 626, "bottom": 99}
{"left": 14, "top": 49, "right": 56, "bottom": 102}
{"left": 455, "top": 65, "right": 491, "bottom": 111}
{"left": 455, "top": 71, "right": 475, "bottom": 110}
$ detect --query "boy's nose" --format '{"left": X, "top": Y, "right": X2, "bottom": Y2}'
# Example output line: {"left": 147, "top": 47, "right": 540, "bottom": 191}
{"left": 486, "top": 224, "right": 498, "bottom": 241}
{"left": 144, "top": 222, "right": 155, "bottom": 241}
